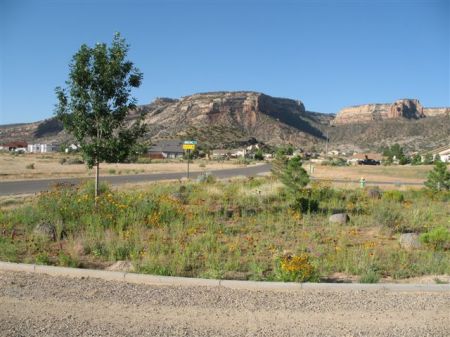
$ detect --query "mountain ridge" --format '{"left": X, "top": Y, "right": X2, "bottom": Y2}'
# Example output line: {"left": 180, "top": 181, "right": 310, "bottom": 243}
{"left": 0, "top": 91, "right": 448, "bottom": 152}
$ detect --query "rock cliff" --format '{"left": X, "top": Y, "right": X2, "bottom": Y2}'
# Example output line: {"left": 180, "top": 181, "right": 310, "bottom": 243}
{"left": 137, "top": 91, "right": 329, "bottom": 147}
{"left": 333, "top": 99, "right": 447, "bottom": 125}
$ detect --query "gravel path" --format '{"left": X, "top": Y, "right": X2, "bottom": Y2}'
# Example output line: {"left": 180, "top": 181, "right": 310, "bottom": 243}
{"left": 1, "top": 271, "right": 449, "bottom": 337}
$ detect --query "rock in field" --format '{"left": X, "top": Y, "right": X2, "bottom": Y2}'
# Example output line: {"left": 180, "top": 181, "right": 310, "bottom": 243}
{"left": 329, "top": 213, "right": 350, "bottom": 224}
{"left": 106, "top": 261, "right": 135, "bottom": 272}
{"left": 399, "top": 233, "right": 422, "bottom": 250}
{"left": 33, "top": 223, "right": 56, "bottom": 241}
{"left": 367, "top": 188, "right": 382, "bottom": 199}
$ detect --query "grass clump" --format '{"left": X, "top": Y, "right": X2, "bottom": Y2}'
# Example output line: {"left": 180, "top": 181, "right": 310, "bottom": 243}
{"left": 420, "top": 227, "right": 450, "bottom": 251}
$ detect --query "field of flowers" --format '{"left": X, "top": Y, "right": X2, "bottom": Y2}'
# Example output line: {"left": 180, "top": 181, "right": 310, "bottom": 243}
{"left": 0, "top": 176, "right": 449, "bottom": 282}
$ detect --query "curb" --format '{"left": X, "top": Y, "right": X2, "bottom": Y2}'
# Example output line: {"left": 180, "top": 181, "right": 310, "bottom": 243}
{"left": 1, "top": 261, "right": 449, "bottom": 292}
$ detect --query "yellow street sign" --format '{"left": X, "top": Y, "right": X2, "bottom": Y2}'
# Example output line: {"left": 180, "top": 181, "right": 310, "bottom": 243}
{"left": 183, "top": 144, "right": 195, "bottom": 150}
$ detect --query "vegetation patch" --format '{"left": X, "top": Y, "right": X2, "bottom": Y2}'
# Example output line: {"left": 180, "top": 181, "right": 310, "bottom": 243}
{"left": 1, "top": 172, "right": 449, "bottom": 283}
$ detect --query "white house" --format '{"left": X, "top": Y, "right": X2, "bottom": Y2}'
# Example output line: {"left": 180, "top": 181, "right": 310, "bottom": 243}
{"left": 437, "top": 147, "right": 450, "bottom": 162}
{"left": 27, "top": 143, "right": 59, "bottom": 153}
{"left": 65, "top": 144, "right": 79, "bottom": 153}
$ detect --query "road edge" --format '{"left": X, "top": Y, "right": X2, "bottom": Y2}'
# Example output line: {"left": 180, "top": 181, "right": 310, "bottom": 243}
{"left": 1, "top": 261, "right": 449, "bottom": 292}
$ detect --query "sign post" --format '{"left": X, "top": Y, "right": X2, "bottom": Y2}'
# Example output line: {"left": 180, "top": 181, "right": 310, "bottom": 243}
{"left": 183, "top": 141, "right": 197, "bottom": 179}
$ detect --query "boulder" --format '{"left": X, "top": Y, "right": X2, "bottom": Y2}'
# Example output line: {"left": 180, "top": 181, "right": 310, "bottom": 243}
{"left": 196, "top": 172, "right": 214, "bottom": 183}
{"left": 106, "top": 261, "right": 135, "bottom": 272}
{"left": 329, "top": 213, "right": 350, "bottom": 224}
{"left": 367, "top": 188, "right": 382, "bottom": 199}
{"left": 33, "top": 222, "right": 56, "bottom": 241}
{"left": 399, "top": 233, "right": 422, "bottom": 250}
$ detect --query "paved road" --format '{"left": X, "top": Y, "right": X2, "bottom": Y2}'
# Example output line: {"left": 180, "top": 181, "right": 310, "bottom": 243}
{"left": 0, "top": 164, "right": 272, "bottom": 196}
{"left": 1, "top": 271, "right": 449, "bottom": 337}
{"left": 0, "top": 163, "right": 424, "bottom": 196}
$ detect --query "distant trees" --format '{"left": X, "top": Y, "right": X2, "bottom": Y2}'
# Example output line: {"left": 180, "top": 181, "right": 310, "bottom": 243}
{"left": 55, "top": 33, "right": 147, "bottom": 199}
{"left": 382, "top": 144, "right": 408, "bottom": 164}
{"left": 381, "top": 144, "right": 443, "bottom": 166}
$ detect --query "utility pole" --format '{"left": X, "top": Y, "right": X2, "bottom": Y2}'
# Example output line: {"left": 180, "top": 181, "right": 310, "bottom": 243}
{"left": 187, "top": 149, "right": 190, "bottom": 179}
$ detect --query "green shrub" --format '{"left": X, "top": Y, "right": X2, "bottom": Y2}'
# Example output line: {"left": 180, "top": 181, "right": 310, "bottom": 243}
{"left": 359, "top": 266, "right": 381, "bottom": 283}
{"left": 0, "top": 237, "right": 19, "bottom": 262}
{"left": 25, "top": 163, "right": 35, "bottom": 169}
{"left": 420, "top": 227, "right": 450, "bottom": 251}
{"left": 373, "top": 202, "right": 405, "bottom": 232}
{"left": 108, "top": 169, "right": 116, "bottom": 174}
{"left": 35, "top": 252, "right": 51, "bottom": 265}
{"left": 294, "top": 197, "right": 319, "bottom": 213}
{"left": 58, "top": 251, "right": 78, "bottom": 267}
{"left": 382, "top": 190, "right": 404, "bottom": 203}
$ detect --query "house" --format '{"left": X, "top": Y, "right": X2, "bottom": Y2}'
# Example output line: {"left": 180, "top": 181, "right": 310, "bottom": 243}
{"left": 4, "top": 141, "right": 28, "bottom": 152}
{"left": 426, "top": 146, "right": 450, "bottom": 163}
{"left": 438, "top": 148, "right": 450, "bottom": 162}
{"left": 212, "top": 149, "right": 230, "bottom": 159}
{"left": 229, "top": 149, "right": 246, "bottom": 158}
{"left": 147, "top": 140, "right": 184, "bottom": 159}
{"left": 65, "top": 144, "right": 79, "bottom": 153}
{"left": 27, "top": 143, "right": 59, "bottom": 153}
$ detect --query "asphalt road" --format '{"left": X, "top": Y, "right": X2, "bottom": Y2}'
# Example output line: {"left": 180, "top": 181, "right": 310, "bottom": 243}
{"left": 0, "top": 163, "right": 424, "bottom": 196}
{"left": 0, "top": 164, "right": 272, "bottom": 196}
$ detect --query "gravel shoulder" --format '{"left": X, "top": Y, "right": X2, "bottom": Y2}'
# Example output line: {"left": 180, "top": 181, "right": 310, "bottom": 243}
{"left": 1, "top": 271, "right": 449, "bottom": 337}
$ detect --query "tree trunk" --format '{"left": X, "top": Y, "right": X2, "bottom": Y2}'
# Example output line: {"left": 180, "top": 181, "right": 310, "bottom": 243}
{"left": 95, "top": 161, "right": 99, "bottom": 205}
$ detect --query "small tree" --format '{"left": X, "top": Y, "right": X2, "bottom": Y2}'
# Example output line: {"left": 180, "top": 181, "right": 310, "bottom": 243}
{"left": 411, "top": 153, "right": 422, "bottom": 165}
{"left": 424, "top": 161, "right": 450, "bottom": 191}
{"left": 254, "top": 149, "right": 264, "bottom": 161}
{"left": 273, "top": 155, "right": 310, "bottom": 196}
{"left": 55, "top": 33, "right": 146, "bottom": 199}
{"left": 423, "top": 153, "right": 434, "bottom": 165}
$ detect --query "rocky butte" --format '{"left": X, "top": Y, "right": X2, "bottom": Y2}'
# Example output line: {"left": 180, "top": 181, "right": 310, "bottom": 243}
{"left": 134, "top": 91, "right": 329, "bottom": 147}
{"left": 333, "top": 98, "right": 450, "bottom": 124}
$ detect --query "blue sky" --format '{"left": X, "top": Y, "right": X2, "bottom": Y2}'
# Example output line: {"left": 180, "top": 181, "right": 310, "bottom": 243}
{"left": 1, "top": 0, "right": 449, "bottom": 124}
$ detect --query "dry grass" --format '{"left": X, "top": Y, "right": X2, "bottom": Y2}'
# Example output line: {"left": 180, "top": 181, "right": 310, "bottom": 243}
{"left": 0, "top": 152, "right": 244, "bottom": 181}
{"left": 309, "top": 164, "right": 432, "bottom": 184}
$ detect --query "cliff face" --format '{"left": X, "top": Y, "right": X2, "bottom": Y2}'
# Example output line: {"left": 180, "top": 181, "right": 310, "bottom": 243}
{"left": 139, "top": 91, "right": 328, "bottom": 147}
{"left": 424, "top": 107, "right": 450, "bottom": 117}
{"left": 334, "top": 99, "right": 447, "bottom": 125}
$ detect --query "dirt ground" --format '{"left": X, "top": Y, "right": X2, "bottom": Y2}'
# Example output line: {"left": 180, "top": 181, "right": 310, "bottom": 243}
{"left": 308, "top": 163, "right": 431, "bottom": 185}
{"left": 0, "top": 152, "right": 241, "bottom": 181}
{"left": 1, "top": 271, "right": 449, "bottom": 337}
{"left": 0, "top": 152, "right": 433, "bottom": 184}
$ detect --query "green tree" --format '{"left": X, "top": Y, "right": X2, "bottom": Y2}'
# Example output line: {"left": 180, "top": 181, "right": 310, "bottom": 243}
{"left": 55, "top": 33, "right": 146, "bottom": 199}
{"left": 273, "top": 155, "right": 310, "bottom": 196}
{"left": 422, "top": 153, "right": 434, "bottom": 165}
{"left": 411, "top": 153, "right": 422, "bottom": 165}
{"left": 383, "top": 143, "right": 406, "bottom": 163}
{"left": 424, "top": 161, "right": 450, "bottom": 191}
{"left": 254, "top": 149, "right": 264, "bottom": 161}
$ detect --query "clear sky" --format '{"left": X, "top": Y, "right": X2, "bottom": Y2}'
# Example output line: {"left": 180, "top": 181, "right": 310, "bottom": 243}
{"left": 1, "top": 0, "right": 449, "bottom": 124}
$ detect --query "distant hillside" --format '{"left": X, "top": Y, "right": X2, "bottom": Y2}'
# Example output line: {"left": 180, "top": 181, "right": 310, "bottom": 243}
{"left": 0, "top": 92, "right": 448, "bottom": 152}
{"left": 328, "top": 115, "right": 450, "bottom": 152}
{"left": 135, "top": 91, "right": 331, "bottom": 148}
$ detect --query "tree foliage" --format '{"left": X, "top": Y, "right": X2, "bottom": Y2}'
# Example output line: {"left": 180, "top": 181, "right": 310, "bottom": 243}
{"left": 272, "top": 154, "right": 310, "bottom": 196}
{"left": 55, "top": 33, "right": 146, "bottom": 169}
{"left": 382, "top": 143, "right": 410, "bottom": 164}
{"left": 425, "top": 161, "right": 450, "bottom": 191}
